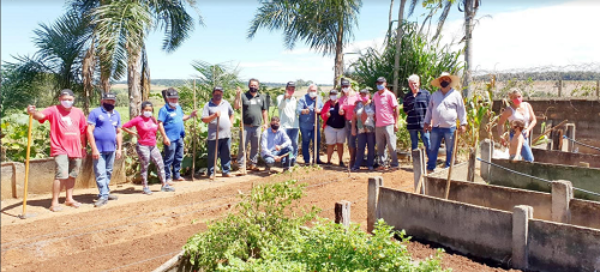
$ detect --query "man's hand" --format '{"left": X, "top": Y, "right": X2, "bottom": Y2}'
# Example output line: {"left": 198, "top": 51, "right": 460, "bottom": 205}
{"left": 262, "top": 123, "right": 269, "bottom": 130}
{"left": 116, "top": 149, "right": 122, "bottom": 160}
{"left": 326, "top": 112, "right": 331, "bottom": 118}
{"left": 236, "top": 86, "right": 242, "bottom": 97}
{"left": 459, "top": 125, "right": 467, "bottom": 134}
{"left": 27, "top": 105, "right": 36, "bottom": 115}
{"left": 301, "top": 109, "right": 310, "bottom": 115}
{"left": 424, "top": 123, "right": 432, "bottom": 132}
{"left": 275, "top": 145, "right": 281, "bottom": 151}
{"left": 163, "top": 138, "right": 171, "bottom": 146}
{"left": 315, "top": 108, "right": 321, "bottom": 114}
{"left": 214, "top": 111, "right": 221, "bottom": 118}
{"left": 190, "top": 110, "right": 198, "bottom": 118}
{"left": 92, "top": 149, "right": 100, "bottom": 160}
{"left": 274, "top": 156, "right": 282, "bottom": 162}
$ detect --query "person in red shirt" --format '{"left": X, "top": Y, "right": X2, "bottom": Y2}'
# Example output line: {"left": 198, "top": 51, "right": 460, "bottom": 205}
{"left": 27, "top": 89, "right": 87, "bottom": 212}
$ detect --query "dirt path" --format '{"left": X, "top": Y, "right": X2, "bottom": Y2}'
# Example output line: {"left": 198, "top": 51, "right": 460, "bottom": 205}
{"left": 1, "top": 164, "right": 517, "bottom": 272}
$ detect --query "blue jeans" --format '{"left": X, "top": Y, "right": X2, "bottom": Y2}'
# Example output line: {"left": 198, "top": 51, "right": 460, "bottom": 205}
{"left": 354, "top": 132, "right": 375, "bottom": 170}
{"left": 509, "top": 132, "right": 535, "bottom": 162}
{"left": 238, "top": 126, "right": 261, "bottom": 167}
{"left": 300, "top": 126, "right": 321, "bottom": 164}
{"left": 163, "top": 138, "right": 184, "bottom": 180}
{"left": 285, "top": 128, "right": 299, "bottom": 158}
{"left": 263, "top": 146, "right": 294, "bottom": 169}
{"left": 409, "top": 129, "right": 431, "bottom": 151}
{"left": 427, "top": 127, "right": 456, "bottom": 171}
{"left": 208, "top": 138, "right": 231, "bottom": 176}
{"left": 93, "top": 151, "right": 115, "bottom": 200}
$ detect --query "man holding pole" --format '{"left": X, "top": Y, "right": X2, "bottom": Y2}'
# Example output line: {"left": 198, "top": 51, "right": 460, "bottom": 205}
{"left": 87, "top": 93, "right": 123, "bottom": 207}
{"left": 276, "top": 81, "right": 299, "bottom": 162}
{"left": 297, "top": 84, "right": 324, "bottom": 165}
{"left": 26, "top": 89, "right": 87, "bottom": 212}
{"left": 201, "top": 86, "right": 235, "bottom": 179}
{"left": 424, "top": 72, "right": 467, "bottom": 173}
{"left": 234, "top": 78, "right": 269, "bottom": 171}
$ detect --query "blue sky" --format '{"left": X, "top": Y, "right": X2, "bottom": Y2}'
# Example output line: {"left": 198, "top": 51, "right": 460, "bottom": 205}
{"left": 2, "top": 0, "right": 599, "bottom": 85}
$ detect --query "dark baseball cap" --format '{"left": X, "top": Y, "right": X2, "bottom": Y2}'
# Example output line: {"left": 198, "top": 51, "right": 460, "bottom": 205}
{"left": 359, "top": 89, "right": 370, "bottom": 94}
{"left": 213, "top": 86, "right": 223, "bottom": 92}
{"left": 59, "top": 89, "right": 74, "bottom": 97}
{"left": 286, "top": 81, "right": 295, "bottom": 88}
{"left": 340, "top": 79, "right": 350, "bottom": 86}
{"left": 165, "top": 88, "right": 179, "bottom": 98}
{"left": 102, "top": 93, "right": 117, "bottom": 101}
{"left": 376, "top": 77, "right": 386, "bottom": 83}
{"left": 329, "top": 89, "right": 338, "bottom": 95}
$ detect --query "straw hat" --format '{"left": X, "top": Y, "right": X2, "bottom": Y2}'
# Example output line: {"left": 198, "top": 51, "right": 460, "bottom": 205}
{"left": 430, "top": 72, "right": 461, "bottom": 89}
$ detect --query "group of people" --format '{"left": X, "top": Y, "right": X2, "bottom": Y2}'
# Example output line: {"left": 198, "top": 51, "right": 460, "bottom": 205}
{"left": 25, "top": 71, "right": 535, "bottom": 211}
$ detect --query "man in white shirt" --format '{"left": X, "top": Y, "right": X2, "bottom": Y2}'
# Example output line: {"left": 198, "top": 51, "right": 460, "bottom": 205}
{"left": 424, "top": 72, "right": 467, "bottom": 172}
{"left": 276, "top": 81, "right": 299, "bottom": 161}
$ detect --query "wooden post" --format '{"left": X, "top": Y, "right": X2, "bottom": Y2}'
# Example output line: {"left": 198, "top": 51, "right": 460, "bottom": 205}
{"left": 191, "top": 80, "right": 196, "bottom": 181}
{"left": 412, "top": 148, "right": 423, "bottom": 194}
{"left": 467, "top": 147, "right": 476, "bottom": 182}
{"left": 313, "top": 96, "right": 318, "bottom": 165}
{"left": 596, "top": 80, "right": 599, "bottom": 97}
{"left": 444, "top": 129, "right": 460, "bottom": 199}
{"left": 557, "top": 79, "right": 563, "bottom": 97}
{"left": 367, "top": 176, "right": 383, "bottom": 233}
{"left": 334, "top": 200, "right": 351, "bottom": 228}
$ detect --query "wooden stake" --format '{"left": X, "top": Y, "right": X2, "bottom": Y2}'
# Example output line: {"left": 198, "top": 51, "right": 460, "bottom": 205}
{"left": 239, "top": 89, "right": 247, "bottom": 175}
{"left": 19, "top": 114, "right": 35, "bottom": 219}
{"left": 211, "top": 116, "right": 220, "bottom": 181}
{"left": 444, "top": 128, "right": 460, "bottom": 199}
{"left": 191, "top": 80, "right": 197, "bottom": 181}
{"left": 313, "top": 96, "right": 318, "bottom": 166}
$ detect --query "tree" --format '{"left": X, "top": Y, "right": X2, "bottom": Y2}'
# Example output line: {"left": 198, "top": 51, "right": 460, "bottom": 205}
{"left": 459, "top": 0, "right": 481, "bottom": 97}
{"left": 248, "top": 0, "right": 362, "bottom": 87}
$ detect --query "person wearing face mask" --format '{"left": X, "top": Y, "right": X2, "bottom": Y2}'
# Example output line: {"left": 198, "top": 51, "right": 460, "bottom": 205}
{"left": 234, "top": 78, "right": 269, "bottom": 171}
{"left": 276, "top": 81, "right": 299, "bottom": 162}
{"left": 351, "top": 89, "right": 376, "bottom": 171}
{"left": 372, "top": 77, "right": 401, "bottom": 170}
{"left": 403, "top": 74, "right": 431, "bottom": 157}
{"left": 201, "top": 86, "right": 235, "bottom": 179}
{"left": 260, "top": 116, "right": 294, "bottom": 173}
{"left": 27, "top": 89, "right": 88, "bottom": 212}
{"left": 123, "top": 102, "right": 175, "bottom": 194}
{"left": 496, "top": 88, "right": 536, "bottom": 162}
{"left": 158, "top": 88, "right": 198, "bottom": 183}
{"left": 338, "top": 78, "right": 360, "bottom": 168}
{"left": 321, "top": 89, "right": 346, "bottom": 166}
{"left": 296, "top": 84, "right": 324, "bottom": 165}
{"left": 424, "top": 72, "right": 468, "bottom": 172}
{"left": 86, "top": 93, "right": 123, "bottom": 207}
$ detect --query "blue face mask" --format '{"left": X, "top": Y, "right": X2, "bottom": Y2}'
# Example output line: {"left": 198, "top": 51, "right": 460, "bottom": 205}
{"left": 376, "top": 84, "right": 384, "bottom": 91}
{"left": 169, "top": 102, "right": 179, "bottom": 108}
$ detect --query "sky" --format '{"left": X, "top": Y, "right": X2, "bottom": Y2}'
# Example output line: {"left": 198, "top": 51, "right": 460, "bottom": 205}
{"left": 2, "top": 0, "right": 599, "bottom": 85}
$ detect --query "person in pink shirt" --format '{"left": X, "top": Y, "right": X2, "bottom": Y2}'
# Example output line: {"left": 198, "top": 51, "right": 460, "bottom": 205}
{"left": 27, "top": 89, "right": 87, "bottom": 212}
{"left": 122, "top": 101, "right": 175, "bottom": 195}
{"left": 338, "top": 78, "right": 360, "bottom": 167}
{"left": 372, "top": 77, "right": 400, "bottom": 170}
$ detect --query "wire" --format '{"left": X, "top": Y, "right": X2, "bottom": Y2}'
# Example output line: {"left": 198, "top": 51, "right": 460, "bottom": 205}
{"left": 562, "top": 135, "right": 600, "bottom": 152}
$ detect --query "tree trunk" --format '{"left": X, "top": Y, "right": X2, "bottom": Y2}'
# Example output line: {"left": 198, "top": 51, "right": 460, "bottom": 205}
{"left": 462, "top": 0, "right": 475, "bottom": 97}
{"left": 333, "top": 21, "right": 344, "bottom": 88}
{"left": 128, "top": 52, "right": 142, "bottom": 120}
{"left": 393, "top": 0, "right": 406, "bottom": 96}
{"left": 82, "top": 44, "right": 96, "bottom": 115}
{"left": 388, "top": 0, "right": 394, "bottom": 27}
{"left": 140, "top": 45, "right": 151, "bottom": 101}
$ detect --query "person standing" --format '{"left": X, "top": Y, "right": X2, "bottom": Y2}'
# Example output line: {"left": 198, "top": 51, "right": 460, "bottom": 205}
{"left": 87, "top": 93, "right": 123, "bottom": 207}
{"left": 26, "top": 89, "right": 87, "bottom": 212}
{"left": 234, "top": 78, "right": 269, "bottom": 171}
{"left": 201, "top": 86, "right": 235, "bottom": 179}
{"left": 321, "top": 89, "right": 346, "bottom": 166}
{"left": 276, "top": 81, "right": 299, "bottom": 162}
{"left": 351, "top": 89, "right": 376, "bottom": 171}
{"left": 424, "top": 72, "right": 468, "bottom": 172}
{"left": 403, "top": 74, "right": 431, "bottom": 154}
{"left": 372, "top": 77, "right": 400, "bottom": 170}
{"left": 338, "top": 78, "right": 360, "bottom": 168}
{"left": 158, "top": 88, "right": 197, "bottom": 183}
{"left": 297, "top": 84, "right": 324, "bottom": 165}
{"left": 260, "top": 116, "right": 294, "bottom": 172}
{"left": 497, "top": 88, "right": 536, "bottom": 162}
{"left": 122, "top": 102, "right": 175, "bottom": 194}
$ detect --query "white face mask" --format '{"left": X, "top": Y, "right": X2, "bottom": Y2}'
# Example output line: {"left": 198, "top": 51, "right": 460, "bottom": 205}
{"left": 168, "top": 102, "right": 179, "bottom": 108}
{"left": 61, "top": 100, "right": 73, "bottom": 109}
{"left": 143, "top": 111, "right": 152, "bottom": 117}
{"left": 376, "top": 84, "right": 385, "bottom": 91}
{"left": 342, "top": 87, "right": 349, "bottom": 93}
{"left": 330, "top": 95, "right": 337, "bottom": 101}
{"left": 309, "top": 92, "right": 317, "bottom": 98}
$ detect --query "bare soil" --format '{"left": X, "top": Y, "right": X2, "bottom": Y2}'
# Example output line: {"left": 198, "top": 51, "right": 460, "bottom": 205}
{"left": 1, "top": 157, "right": 518, "bottom": 272}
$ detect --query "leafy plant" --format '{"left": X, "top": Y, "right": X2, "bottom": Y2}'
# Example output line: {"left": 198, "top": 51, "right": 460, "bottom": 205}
{"left": 1, "top": 113, "right": 51, "bottom": 162}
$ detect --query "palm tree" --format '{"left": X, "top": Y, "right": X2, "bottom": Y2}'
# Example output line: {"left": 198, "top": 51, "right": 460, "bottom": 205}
{"left": 248, "top": 0, "right": 362, "bottom": 87}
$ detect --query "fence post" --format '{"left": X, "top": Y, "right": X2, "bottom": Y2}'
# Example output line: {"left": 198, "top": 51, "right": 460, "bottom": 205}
{"left": 335, "top": 200, "right": 351, "bottom": 228}
{"left": 596, "top": 80, "right": 599, "bottom": 97}
{"left": 367, "top": 176, "right": 384, "bottom": 233}
{"left": 552, "top": 180, "right": 573, "bottom": 224}
{"left": 512, "top": 205, "right": 533, "bottom": 270}
{"left": 480, "top": 139, "right": 493, "bottom": 181}
{"left": 412, "top": 149, "right": 423, "bottom": 194}
{"left": 557, "top": 79, "right": 563, "bottom": 97}
{"left": 564, "top": 123, "right": 576, "bottom": 152}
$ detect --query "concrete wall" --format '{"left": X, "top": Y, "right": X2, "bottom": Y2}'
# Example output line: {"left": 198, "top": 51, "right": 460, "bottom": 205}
{"left": 487, "top": 159, "right": 600, "bottom": 201}
{"left": 528, "top": 219, "right": 600, "bottom": 272}
{"left": 531, "top": 148, "right": 600, "bottom": 168}
{"left": 1, "top": 155, "right": 126, "bottom": 199}
{"left": 570, "top": 199, "right": 600, "bottom": 229}
{"left": 377, "top": 187, "right": 513, "bottom": 262}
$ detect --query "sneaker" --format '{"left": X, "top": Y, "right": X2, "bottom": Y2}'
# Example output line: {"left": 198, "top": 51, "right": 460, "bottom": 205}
{"left": 339, "top": 162, "right": 346, "bottom": 168}
{"left": 107, "top": 194, "right": 119, "bottom": 200}
{"left": 222, "top": 173, "right": 232, "bottom": 177}
{"left": 94, "top": 198, "right": 108, "bottom": 207}
{"left": 351, "top": 167, "right": 360, "bottom": 172}
{"left": 161, "top": 185, "right": 176, "bottom": 192}
{"left": 142, "top": 187, "right": 153, "bottom": 195}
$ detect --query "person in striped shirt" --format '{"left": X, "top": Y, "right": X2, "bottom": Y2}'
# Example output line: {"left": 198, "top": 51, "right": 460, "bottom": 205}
{"left": 403, "top": 74, "right": 431, "bottom": 154}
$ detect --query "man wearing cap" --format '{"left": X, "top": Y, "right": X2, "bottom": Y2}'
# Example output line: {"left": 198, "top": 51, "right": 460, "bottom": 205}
{"left": 276, "top": 81, "right": 299, "bottom": 162}
{"left": 158, "top": 87, "right": 198, "bottom": 182}
{"left": 372, "top": 77, "right": 400, "bottom": 170}
{"left": 201, "top": 86, "right": 235, "bottom": 179}
{"left": 338, "top": 78, "right": 360, "bottom": 168}
{"left": 87, "top": 93, "right": 123, "bottom": 207}
{"left": 297, "top": 84, "right": 324, "bottom": 165}
{"left": 424, "top": 72, "right": 467, "bottom": 172}
{"left": 26, "top": 89, "right": 87, "bottom": 212}
{"left": 234, "top": 78, "right": 269, "bottom": 171}
{"left": 261, "top": 116, "right": 294, "bottom": 173}
{"left": 403, "top": 74, "right": 431, "bottom": 155}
